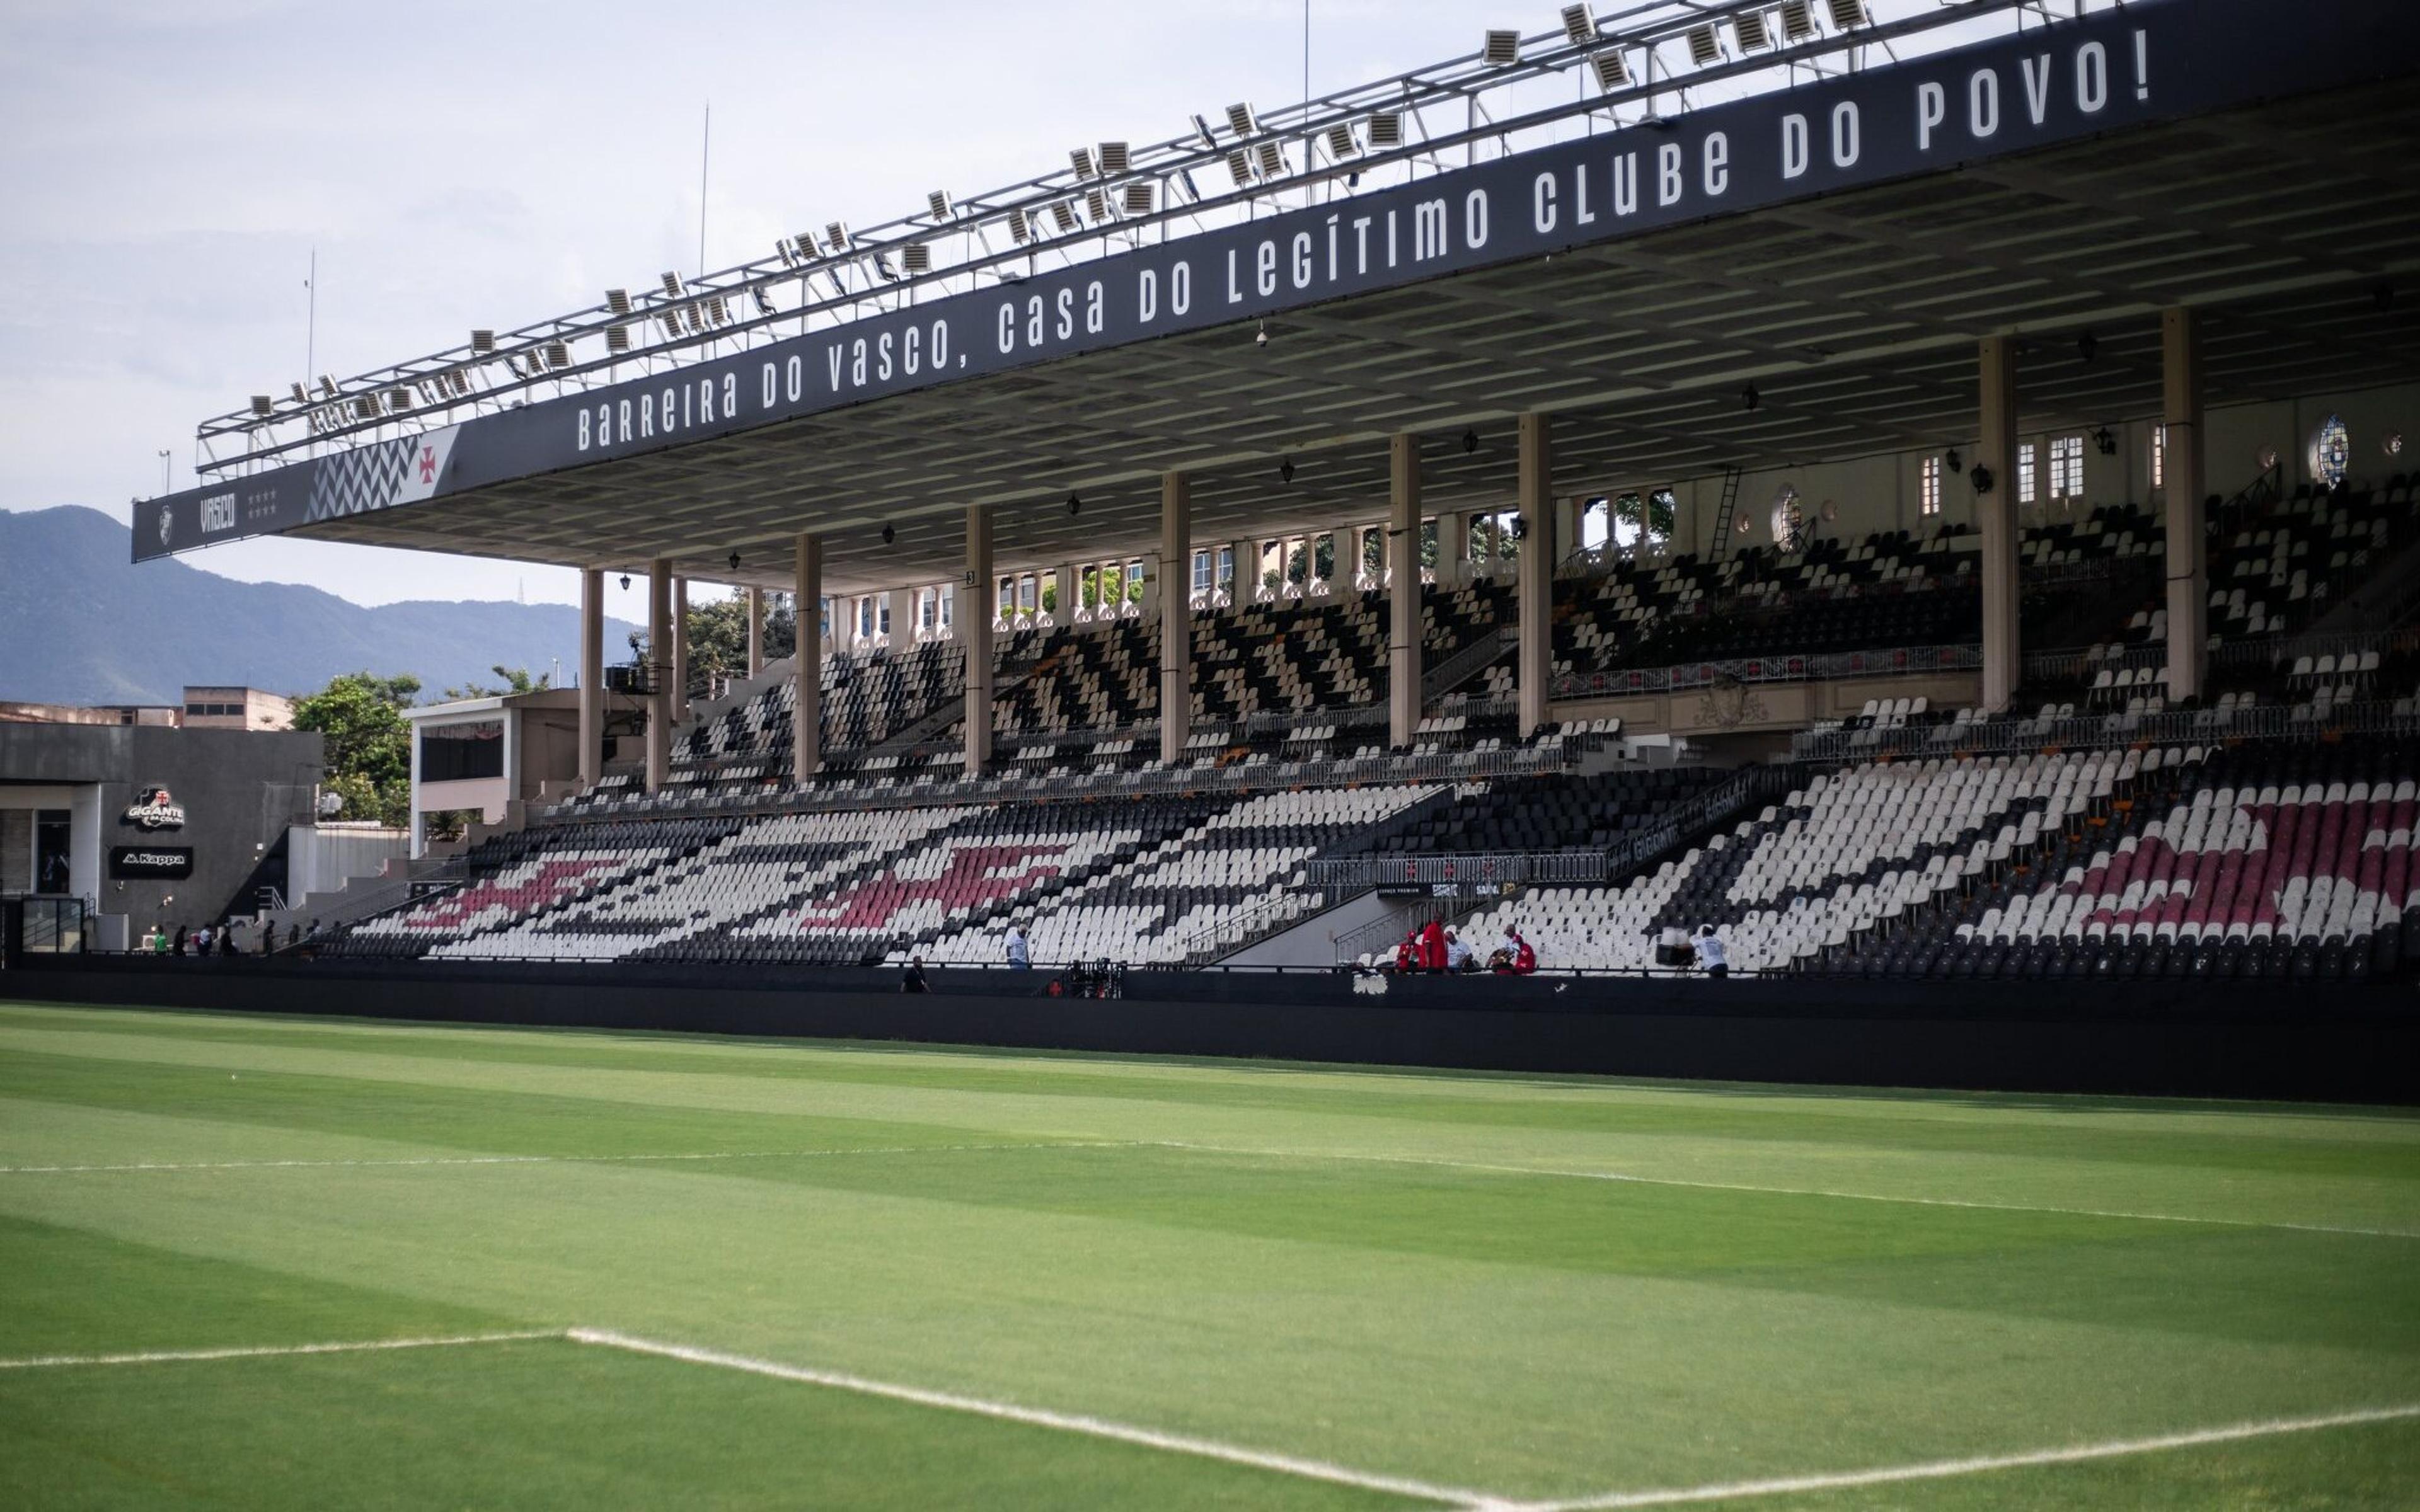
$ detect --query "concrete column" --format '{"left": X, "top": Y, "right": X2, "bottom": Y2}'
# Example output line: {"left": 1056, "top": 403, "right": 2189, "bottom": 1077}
{"left": 1388, "top": 434, "right": 1424, "bottom": 748}
{"left": 671, "top": 577, "right": 690, "bottom": 722}
{"left": 886, "top": 587, "right": 914, "bottom": 647}
{"left": 964, "top": 505, "right": 994, "bottom": 775}
{"left": 578, "top": 568, "right": 604, "bottom": 786}
{"left": 1440, "top": 510, "right": 1471, "bottom": 585}
{"left": 792, "top": 535, "right": 821, "bottom": 784}
{"left": 1228, "top": 539, "right": 1255, "bottom": 609}
{"left": 1322, "top": 527, "right": 1351, "bottom": 596}
{"left": 745, "top": 587, "right": 764, "bottom": 679}
{"left": 1160, "top": 473, "right": 1192, "bottom": 766}
{"left": 645, "top": 559, "right": 672, "bottom": 793}
{"left": 2162, "top": 308, "right": 2208, "bottom": 702}
{"left": 1977, "top": 336, "right": 2022, "bottom": 713}
{"left": 1517, "top": 413, "right": 1556, "bottom": 737}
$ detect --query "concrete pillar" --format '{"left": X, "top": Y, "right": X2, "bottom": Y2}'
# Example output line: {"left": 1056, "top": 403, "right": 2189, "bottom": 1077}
{"left": 671, "top": 577, "right": 690, "bottom": 721}
{"left": 745, "top": 587, "right": 764, "bottom": 679}
{"left": 2162, "top": 308, "right": 2208, "bottom": 702}
{"left": 578, "top": 568, "right": 604, "bottom": 786}
{"left": 887, "top": 587, "right": 914, "bottom": 646}
{"left": 1160, "top": 474, "right": 1192, "bottom": 766}
{"left": 1439, "top": 510, "right": 1470, "bottom": 585}
{"left": 1322, "top": 527, "right": 1351, "bottom": 596}
{"left": 1977, "top": 336, "right": 2022, "bottom": 713}
{"left": 645, "top": 559, "right": 672, "bottom": 793}
{"left": 792, "top": 535, "right": 821, "bottom": 784}
{"left": 964, "top": 505, "right": 994, "bottom": 776}
{"left": 1388, "top": 434, "right": 1424, "bottom": 748}
{"left": 1517, "top": 413, "right": 1556, "bottom": 737}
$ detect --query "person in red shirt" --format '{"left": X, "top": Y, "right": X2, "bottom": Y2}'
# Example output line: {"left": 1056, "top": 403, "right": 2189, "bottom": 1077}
{"left": 1494, "top": 925, "right": 1536, "bottom": 975}
{"left": 1395, "top": 931, "right": 1419, "bottom": 973}
{"left": 1419, "top": 918, "right": 1448, "bottom": 973}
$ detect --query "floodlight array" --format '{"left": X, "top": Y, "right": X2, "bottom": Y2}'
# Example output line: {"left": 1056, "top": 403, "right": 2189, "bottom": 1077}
{"left": 193, "top": 0, "right": 2058, "bottom": 481}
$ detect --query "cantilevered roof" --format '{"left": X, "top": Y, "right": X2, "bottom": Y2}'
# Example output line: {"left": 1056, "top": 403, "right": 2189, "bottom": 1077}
{"left": 139, "top": 0, "right": 2420, "bottom": 596}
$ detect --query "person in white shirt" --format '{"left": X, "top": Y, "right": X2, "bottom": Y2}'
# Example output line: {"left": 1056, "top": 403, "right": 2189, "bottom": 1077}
{"left": 1443, "top": 927, "right": 1472, "bottom": 973}
{"left": 1694, "top": 924, "right": 1729, "bottom": 978}
{"left": 1005, "top": 925, "right": 1030, "bottom": 970}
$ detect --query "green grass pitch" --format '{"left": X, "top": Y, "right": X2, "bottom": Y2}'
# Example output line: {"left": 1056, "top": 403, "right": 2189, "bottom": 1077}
{"left": 0, "top": 1000, "right": 2414, "bottom": 1509}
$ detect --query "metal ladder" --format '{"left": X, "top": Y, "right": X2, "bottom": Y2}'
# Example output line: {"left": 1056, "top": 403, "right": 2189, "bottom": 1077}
{"left": 1706, "top": 466, "right": 1745, "bottom": 558}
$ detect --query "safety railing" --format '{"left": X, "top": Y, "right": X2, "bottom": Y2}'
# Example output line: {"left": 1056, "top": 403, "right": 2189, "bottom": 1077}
{"left": 1305, "top": 851, "right": 1612, "bottom": 892}
{"left": 1553, "top": 643, "right": 1981, "bottom": 701}
{"left": 1789, "top": 699, "right": 2420, "bottom": 762}
{"left": 1422, "top": 628, "right": 1506, "bottom": 702}
{"left": 1604, "top": 762, "right": 1801, "bottom": 879}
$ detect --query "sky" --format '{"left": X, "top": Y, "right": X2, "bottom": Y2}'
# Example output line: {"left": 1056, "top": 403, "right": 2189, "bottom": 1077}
{"left": 0, "top": 1, "right": 1996, "bottom": 626}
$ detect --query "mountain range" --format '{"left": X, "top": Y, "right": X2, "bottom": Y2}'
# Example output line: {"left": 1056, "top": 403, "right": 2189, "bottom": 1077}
{"left": 0, "top": 505, "right": 638, "bottom": 707}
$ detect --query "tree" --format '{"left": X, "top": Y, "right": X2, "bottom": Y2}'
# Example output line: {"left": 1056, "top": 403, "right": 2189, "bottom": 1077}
{"left": 441, "top": 665, "right": 550, "bottom": 701}
{"left": 291, "top": 672, "right": 419, "bottom": 828}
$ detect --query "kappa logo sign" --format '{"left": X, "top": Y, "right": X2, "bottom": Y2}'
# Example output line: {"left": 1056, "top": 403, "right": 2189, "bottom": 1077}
{"left": 121, "top": 786, "right": 188, "bottom": 831}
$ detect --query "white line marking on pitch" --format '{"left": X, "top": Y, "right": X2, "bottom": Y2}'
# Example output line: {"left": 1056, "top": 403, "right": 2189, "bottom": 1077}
{"left": 1501, "top": 1402, "right": 2420, "bottom": 1509}
{"left": 567, "top": 1328, "right": 1509, "bottom": 1508}
{"left": 1142, "top": 1141, "right": 2420, "bottom": 1240}
{"left": 0, "top": 1139, "right": 1145, "bottom": 1176}
{"left": 0, "top": 1331, "right": 559, "bottom": 1372}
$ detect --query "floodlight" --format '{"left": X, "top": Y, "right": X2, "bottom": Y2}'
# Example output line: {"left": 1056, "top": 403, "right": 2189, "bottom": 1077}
{"left": 606, "top": 288, "right": 632, "bottom": 314}
{"left": 825, "top": 221, "right": 850, "bottom": 251}
{"left": 902, "top": 243, "right": 931, "bottom": 273}
{"left": 659, "top": 271, "right": 684, "bottom": 298}
{"left": 546, "top": 340, "right": 570, "bottom": 368}
{"left": 1368, "top": 112, "right": 1402, "bottom": 148}
{"left": 1051, "top": 200, "right": 1080, "bottom": 232}
{"left": 1686, "top": 25, "right": 1720, "bottom": 66}
{"left": 1734, "top": 11, "right": 1772, "bottom": 50}
{"left": 288, "top": 382, "right": 307, "bottom": 403}
{"left": 1225, "top": 102, "right": 1257, "bottom": 137}
{"left": 792, "top": 234, "right": 819, "bottom": 262}
{"left": 606, "top": 324, "right": 632, "bottom": 353}
{"left": 1122, "top": 181, "right": 1155, "bottom": 215}
{"left": 1084, "top": 186, "right": 1112, "bottom": 222}
{"left": 316, "top": 375, "right": 337, "bottom": 398}
{"left": 1226, "top": 149, "right": 1255, "bottom": 188}
{"left": 703, "top": 295, "right": 729, "bottom": 326}
{"left": 1483, "top": 29, "right": 1521, "bottom": 66}
{"left": 1592, "top": 49, "right": 1631, "bottom": 88}
{"left": 386, "top": 388, "right": 412, "bottom": 413}
{"left": 1254, "top": 140, "right": 1286, "bottom": 177}
{"left": 249, "top": 394, "right": 273, "bottom": 417}
{"left": 1560, "top": 6, "right": 1597, "bottom": 44}
{"left": 1825, "top": 0, "right": 1867, "bottom": 28}
{"left": 1779, "top": 1, "right": 1816, "bottom": 41}
{"left": 446, "top": 370, "right": 470, "bottom": 396}
{"left": 1325, "top": 122, "right": 1357, "bottom": 158}
{"left": 1069, "top": 146, "right": 1097, "bottom": 178}
{"left": 1098, "top": 140, "right": 1130, "bottom": 175}
{"left": 470, "top": 328, "right": 496, "bottom": 353}
{"left": 926, "top": 189, "right": 951, "bottom": 219}
{"left": 1007, "top": 207, "right": 1031, "bottom": 243}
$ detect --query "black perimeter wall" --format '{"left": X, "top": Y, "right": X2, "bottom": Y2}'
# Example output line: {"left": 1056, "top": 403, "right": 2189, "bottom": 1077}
{"left": 4, "top": 958, "right": 2415, "bottom": 1104}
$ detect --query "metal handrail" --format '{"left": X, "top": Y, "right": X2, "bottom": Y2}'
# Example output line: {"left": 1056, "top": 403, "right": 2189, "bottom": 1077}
{"left": 1789, "top": 699, "right": 2420, "bottom": 762}
{"left": 1604, "top": 762, "right": 1799, "bottom": 878}
{"left": 1305, "top": 851, "right": 1611, "bottom": 891}
{"left": 1553, "top": 643, "right": 1982, "bottom": 701}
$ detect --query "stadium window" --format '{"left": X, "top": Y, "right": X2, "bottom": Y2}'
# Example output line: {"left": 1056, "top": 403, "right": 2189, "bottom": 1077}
{"left": 2049, "top": 433, "right": 2084, "bottom": 500}
{"left": 1920, "top": 457, "right": 1942, "bottom": 517}
{"left": 1217, "top": 545, "right": 1236, "bottom": 588}
{"left": 1126, "top": 560, "right": 1144, "bottom": 602}
{"left": 2018, "top": 442, "right": 2038, "bottom": 505}
{"left": 2150, "top": 424, "right": 2166, "bottom": 490}
{"left": 878, "top": 600, "right": 891, "bottom": 636}
{"left": 1192, "top": 549, "right": 1213, "bottom": 595}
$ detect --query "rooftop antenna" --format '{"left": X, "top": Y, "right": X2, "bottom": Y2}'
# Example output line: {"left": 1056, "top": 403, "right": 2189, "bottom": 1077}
{"left": 304, "top": 248, "right": 316, "bottom": 404}
{"left": 698, "top": 103, "right": 711, "bottom": 278}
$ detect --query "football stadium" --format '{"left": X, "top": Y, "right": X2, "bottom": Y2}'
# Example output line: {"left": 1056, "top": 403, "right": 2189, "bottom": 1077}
{"left": 4, "top": 0, "right": 2419, "bottom": 1504}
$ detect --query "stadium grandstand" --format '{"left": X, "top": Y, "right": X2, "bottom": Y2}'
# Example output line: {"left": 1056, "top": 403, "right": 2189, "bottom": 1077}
{"left": 12, "top": 4, "right": 2420, "bottom": 1508}
{"left": 26, "top": 0, "right": 2416, "bottom": 1062}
